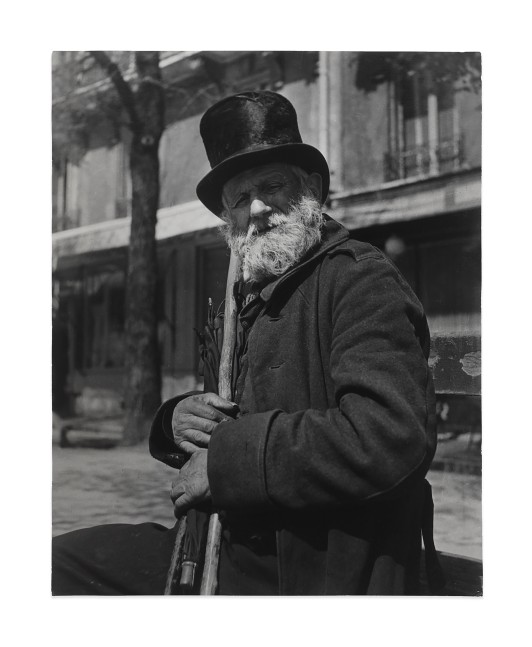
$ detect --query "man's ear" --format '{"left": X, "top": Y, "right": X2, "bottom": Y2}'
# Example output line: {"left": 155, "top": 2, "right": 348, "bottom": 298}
{"left": 307, "top": 172, "right": 323, "bottom": 202}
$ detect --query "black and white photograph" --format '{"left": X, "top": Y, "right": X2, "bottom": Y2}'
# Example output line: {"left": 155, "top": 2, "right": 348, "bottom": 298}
{"left": 4, "top": 0, "right": 532, "bottom": 642}
{"left": 50, "top": 50, "right": 482, "bottom": 597}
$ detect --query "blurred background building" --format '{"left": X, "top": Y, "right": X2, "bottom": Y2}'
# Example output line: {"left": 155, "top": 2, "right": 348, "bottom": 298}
{"left": 52, "top": 50, "right": 481, "bottom": 441}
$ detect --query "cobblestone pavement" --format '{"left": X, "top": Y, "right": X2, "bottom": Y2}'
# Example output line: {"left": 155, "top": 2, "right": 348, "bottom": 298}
{"left": 52, "top": 443, "right": 178, "bottom": 536}
{"left": 52, "top": 442, "right": 482, "bottom": 560}
{"left": 429, "top": 469, "right": 481, "bottom": 559}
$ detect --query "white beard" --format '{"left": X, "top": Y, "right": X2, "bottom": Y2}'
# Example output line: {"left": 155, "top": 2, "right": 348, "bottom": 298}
{"left": 221, "top": 195, "right": 324, "bottom": 284}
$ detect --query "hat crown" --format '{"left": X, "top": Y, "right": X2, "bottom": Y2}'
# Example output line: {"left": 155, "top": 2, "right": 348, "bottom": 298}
{"left": 196, "top": 90, "right": 330, "bottom": 215}
{"left": 200, "top": 91, "right": 303, "bottom": 169}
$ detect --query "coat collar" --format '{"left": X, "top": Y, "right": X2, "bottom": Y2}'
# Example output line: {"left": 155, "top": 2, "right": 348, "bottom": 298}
{"left": 257, "top": 215, "right": 350, "bottom": 303}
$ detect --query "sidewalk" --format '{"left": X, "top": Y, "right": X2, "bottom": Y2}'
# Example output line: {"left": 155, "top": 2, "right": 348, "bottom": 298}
{"left": 432, "top": 432, "right": 481, "bottom": 475}
{"left": 52, "top": 442, "right": 177, "bottom": 536}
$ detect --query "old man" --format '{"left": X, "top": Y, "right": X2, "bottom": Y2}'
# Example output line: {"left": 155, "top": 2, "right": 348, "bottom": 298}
{"left": 53, "top": 91, "right": 439, "bottom": 595}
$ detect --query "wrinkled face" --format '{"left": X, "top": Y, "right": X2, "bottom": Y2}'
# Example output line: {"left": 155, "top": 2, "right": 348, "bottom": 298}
{"left": 220, "top": 163, "right": 324, "bottom": 284}
{"left": 221, "top": 162, "right": 321, "bottom": 233}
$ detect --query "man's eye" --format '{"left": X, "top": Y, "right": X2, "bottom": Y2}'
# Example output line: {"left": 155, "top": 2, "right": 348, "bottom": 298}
{"left": 233, "top": 195, "right": 248, "bottom": 208}
{"left": 265, "top": 183, "right": 282, "bottom": 193}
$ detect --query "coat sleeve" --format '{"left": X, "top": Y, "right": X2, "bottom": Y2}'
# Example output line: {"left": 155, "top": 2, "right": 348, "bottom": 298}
{"left": 207, "top": 252, "right": 436, "bottom": 513}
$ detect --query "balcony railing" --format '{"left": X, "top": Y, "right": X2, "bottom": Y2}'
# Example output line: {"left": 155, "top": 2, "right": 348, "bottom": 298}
{"left": 384, "top": 136, "right": 463, "bottom": 182}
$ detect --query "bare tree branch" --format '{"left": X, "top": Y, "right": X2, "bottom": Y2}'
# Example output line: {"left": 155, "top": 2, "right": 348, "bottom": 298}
{"left": 176, "top": 84, "right": 221, "bottom": 119}
{"left": 89, "top": 50, "right": 141, "bottom": 132}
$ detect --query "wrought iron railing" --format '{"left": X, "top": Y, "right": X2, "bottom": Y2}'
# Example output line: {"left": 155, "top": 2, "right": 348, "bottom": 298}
{"left": 384, "top": 135, "right": 463, "bottom": 182}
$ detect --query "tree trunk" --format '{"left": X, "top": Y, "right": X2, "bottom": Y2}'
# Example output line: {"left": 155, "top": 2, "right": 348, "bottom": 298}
{"left": 122, "top": 52, "right": 165, "bottom": 444}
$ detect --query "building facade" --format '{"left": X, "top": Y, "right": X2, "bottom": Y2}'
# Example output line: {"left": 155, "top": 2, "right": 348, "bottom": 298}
{"left": 52, "top": 51, "right": 481, "bottom": 429}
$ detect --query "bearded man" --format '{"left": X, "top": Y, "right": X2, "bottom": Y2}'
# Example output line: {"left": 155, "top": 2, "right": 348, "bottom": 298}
{"left": 53, "top": 91, "right": 441, "bottom": 595}
{"left": 149, "top": 91, "right": 440, "bottom": 595}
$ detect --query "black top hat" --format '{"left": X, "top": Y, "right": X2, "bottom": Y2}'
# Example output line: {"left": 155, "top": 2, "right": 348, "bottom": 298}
{"left": 196, "top": 91, "right": 330, "bottom": 215}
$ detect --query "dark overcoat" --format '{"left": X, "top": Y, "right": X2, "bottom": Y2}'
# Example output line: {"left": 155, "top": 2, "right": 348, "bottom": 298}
{"left": 150, "top": 216, "right": 437, "bottom": 594}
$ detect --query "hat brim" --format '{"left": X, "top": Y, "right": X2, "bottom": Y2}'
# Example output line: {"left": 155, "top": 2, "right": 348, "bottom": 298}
{"left": 196, "top": 143, "right": 330, "bottom": 216}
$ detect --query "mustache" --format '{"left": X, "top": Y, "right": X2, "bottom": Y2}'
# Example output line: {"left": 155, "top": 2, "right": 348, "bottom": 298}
{"left": 244, "top": 212, "right": 290, "bottom": 240}
{"left": 219, "top": 195, "right": 324, "bottom": 284}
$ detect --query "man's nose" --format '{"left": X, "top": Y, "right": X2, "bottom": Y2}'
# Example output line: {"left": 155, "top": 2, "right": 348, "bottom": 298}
{"left": 249, "top": 198, "right": 272, "bottom": 229}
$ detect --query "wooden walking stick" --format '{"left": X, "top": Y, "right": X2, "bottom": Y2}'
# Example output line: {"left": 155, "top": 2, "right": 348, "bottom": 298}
{"left": 200, "top": 250, "right": 241, "bottom": 595}
{"left": 164, "top": 251, "right": 240, "bottom": 595}
{"left": 164, "top": 515, "right": 188, "bottom": 594}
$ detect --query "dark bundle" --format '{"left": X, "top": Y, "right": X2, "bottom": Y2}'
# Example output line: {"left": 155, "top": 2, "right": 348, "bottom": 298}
{"left": 167, "top": 298, "right": 226, "bottom": 594}
{"left": 196, "top": 298, "right": 225, "bottom": 395}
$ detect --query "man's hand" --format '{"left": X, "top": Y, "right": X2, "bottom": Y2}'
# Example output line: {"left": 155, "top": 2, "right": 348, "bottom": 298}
{"left": 171, "top": 449, "right": 211, "bottom": 516}
{"left": 170, "top": 393, "right": 238, "bottom": 516}
{"left": 172, "top": 392, "right": 238, "bottom": 455}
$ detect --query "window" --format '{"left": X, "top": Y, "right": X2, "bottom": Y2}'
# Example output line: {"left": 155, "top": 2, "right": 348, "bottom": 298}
{"left": 385, "top": 73, "right": 462, "bottom": 181}
{"left": 52, "top": 157, "right": 81, "bottom": 232}
{"left": 84, "top": 269, "right": 126, "bottom": 369}
{"left": 52, "top": 142, "right": 131, "bottom": 232}
{"left": 55, "top": 266, "right": 126, "bottom": 375}
{"left": 385, "top": 230, "right": 481, "bottom": 336}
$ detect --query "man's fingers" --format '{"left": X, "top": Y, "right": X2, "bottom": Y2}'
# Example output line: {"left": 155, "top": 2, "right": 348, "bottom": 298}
{"left": 172, "top": 413, "right": 230, "bottom": 450}
{"left": 175, "top": 439, "right": 204, "bottom": 454}
{"left": 190, "top": 393, "right": 239, "bottom": 414}
{"left": 170, "top": 480, "right": 185, "bottom": 503}
{"left": 170, "top": 449, "right": 210, "bottom": 517}
{"left": 182, "top": 413, "right": 223, "bottom": 433}
{"left": 202, "top": 392, "right": 239, "bottom": 411}
{"left": 185, "top": 400, "right": 236, "bottom": 423}
{"left": 172, "top": 393, "right": 236, "bottom": 453}
{"left": 174, "top": 422, "right": 212, "bottom": 448}
{"left": 173, "top": 492, "right": 192, "bottom": 516}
